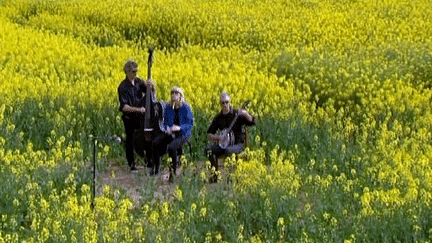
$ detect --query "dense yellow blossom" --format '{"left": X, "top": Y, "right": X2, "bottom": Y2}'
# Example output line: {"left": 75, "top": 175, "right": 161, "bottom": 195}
{"left": 1, "top": 0, "right": 432, "bottom": 241}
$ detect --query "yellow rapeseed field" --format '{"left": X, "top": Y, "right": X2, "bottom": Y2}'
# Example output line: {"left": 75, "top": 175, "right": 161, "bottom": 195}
{"left": 1, "top": 0, "right": 432, "bottom": 241}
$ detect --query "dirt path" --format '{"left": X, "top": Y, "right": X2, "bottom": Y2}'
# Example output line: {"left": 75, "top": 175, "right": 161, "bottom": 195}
{"left": 96, "top": 157, "right": 233, "bottom": 206}
{"left": 98, "top": 163, "right": 181, "bottom": 205}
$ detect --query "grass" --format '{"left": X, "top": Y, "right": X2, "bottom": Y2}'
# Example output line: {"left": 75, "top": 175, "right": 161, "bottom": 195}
{"left": 3, "top": 97, "right": 431, "bottom": 241}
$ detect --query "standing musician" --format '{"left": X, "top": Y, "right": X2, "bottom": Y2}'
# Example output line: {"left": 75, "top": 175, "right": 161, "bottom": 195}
{"left": 206, "top": 92, "right": 255, "bottom": 183}
{"left": 118, "top": 60, "right": 155, "bottom": 172}
{"left": 152, "top": 86, "right": 194, "bottom": 181}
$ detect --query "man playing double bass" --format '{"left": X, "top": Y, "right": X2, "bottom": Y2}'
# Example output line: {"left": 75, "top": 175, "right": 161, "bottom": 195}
{"left": 118, "top": 60, "right": 155, "bottom": 172}
{"left": 206, "top": 92, "right": 255, "bottom": 183}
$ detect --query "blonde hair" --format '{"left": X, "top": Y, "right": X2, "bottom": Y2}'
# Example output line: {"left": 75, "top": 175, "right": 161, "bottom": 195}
{"left": 169, "top": 86, "right": 185, "bottom": 109}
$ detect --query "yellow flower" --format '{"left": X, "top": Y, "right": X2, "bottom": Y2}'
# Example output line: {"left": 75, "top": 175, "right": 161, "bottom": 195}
{"left": 277, "top": 217, "right": 284, "bottom": 226}
{"left": 150, "top": 211, "right": 159, "bottom": 225}
{"left": 200, "top": 207, "right": 207, "bottom": 218}
{"left": 174, "top": 186, "right": 183, "bottom": 201}
{"left": 162, "top": 201, "right": 169, "bottom": 217}
{"left": 323, "top": 212, "right": 330, "bottom": 220}
{"left": 143, "top": 204, "right": 150, "bottom": 215}
{"left": 191, "top": 203, "right": 197, "bottom": 213}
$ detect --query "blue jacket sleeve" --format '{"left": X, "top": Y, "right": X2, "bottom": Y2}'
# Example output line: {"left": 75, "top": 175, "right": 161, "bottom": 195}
{"left": 180, "top": 103, "right": 194, "bottom": 137}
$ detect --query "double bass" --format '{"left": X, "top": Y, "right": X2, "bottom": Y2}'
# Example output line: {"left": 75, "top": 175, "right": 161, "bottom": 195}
{"left": 133, "top": 47, "right": 164, "bottom": 163}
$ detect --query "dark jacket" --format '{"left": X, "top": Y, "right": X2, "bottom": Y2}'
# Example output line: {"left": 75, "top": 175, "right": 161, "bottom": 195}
{"left": 117, "top": 77, "right": 148, "bottom": 113}
{"left": 207, "top": 108, "right": 255, "bottom": 144}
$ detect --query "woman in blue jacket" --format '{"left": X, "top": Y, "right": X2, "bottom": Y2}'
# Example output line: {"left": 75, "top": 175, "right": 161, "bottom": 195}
{"left": 152, "top": 86, "right": 194, "bottom": 181}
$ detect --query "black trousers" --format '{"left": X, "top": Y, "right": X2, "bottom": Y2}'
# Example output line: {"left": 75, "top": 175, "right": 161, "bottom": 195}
{"left": 153, "top": 133, "right": 190, "bottom": 174}
{"left": 122, "top": 115, "right": 153, "bottom": 168}
{"left": 122, "top": 115, "right": 140, "bottom": 167}
{"left": 205, "top": 143, "right": 244, "bottom": 170}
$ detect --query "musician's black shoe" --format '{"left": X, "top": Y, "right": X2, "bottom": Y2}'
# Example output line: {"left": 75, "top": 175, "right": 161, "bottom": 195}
{"left": 209, "top": 175, "right": 218, "bottom": 183}
{"left": 168, "top": 172, "right": 174, "bottom": 183}
{"left": 130, "top": 165, "right": 138, "bottom": 173}
{"left": 146, "top": 158, "right": 154, "bottom": 168}
{"left": 176, "top": 155, "right": 181, "bottom": 167}
{"left": 150, "top": 167, "right": 159, "bottom": 176}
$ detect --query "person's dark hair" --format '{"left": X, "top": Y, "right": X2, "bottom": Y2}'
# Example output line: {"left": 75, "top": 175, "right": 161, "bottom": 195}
{"left": 124, "top": 60, "right": 138, "bottom": 73}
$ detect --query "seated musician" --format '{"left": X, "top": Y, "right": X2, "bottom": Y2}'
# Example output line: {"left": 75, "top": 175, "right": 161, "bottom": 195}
{"left": 152, "top": 86, "right": 194, "bottom": 181}
{"left": 117, "top": 60, "right": 155, "bottom": 172}
{"left": 206, "top": 92, "right": 255, "bottom": 183}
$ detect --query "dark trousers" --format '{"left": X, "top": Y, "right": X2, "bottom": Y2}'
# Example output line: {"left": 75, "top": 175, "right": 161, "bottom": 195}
{"left": 122, "top": 115, "right": 140, "bottom": 167}
{"left": 153, "top": 133, "right": 190, "bottom": 174}
{"left": 205, "top": 143, "right": 244, "bottom": 170}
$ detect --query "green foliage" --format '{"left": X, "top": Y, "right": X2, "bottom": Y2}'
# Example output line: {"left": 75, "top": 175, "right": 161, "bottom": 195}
{"left": 2, "top": 0, "right": 432, "bottom": 241}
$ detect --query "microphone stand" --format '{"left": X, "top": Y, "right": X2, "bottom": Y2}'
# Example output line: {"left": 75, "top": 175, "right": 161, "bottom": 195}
{"left": 90, "top": 136, "right": 122, "bottom": 209}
